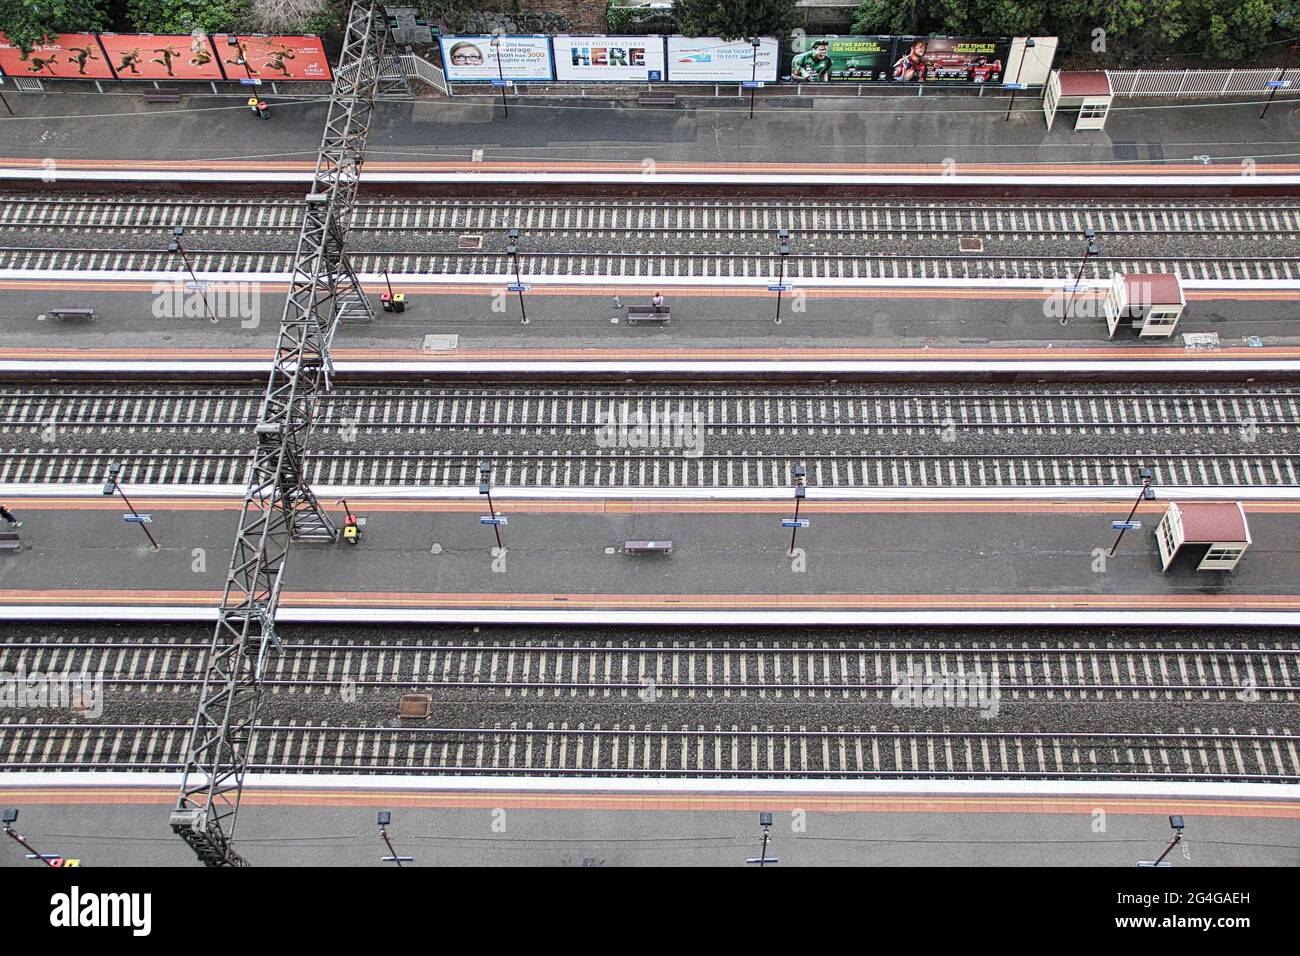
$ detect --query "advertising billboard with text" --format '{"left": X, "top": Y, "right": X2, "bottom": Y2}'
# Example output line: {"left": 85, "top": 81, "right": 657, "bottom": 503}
{"left": 553, "top": 35, "right": 665, "bottom": 82}
{"left": 0, "top": 32, "right": 114, "bottom": 79}
{"left": 788, "top": 36, "right": 893, "bottom": 82}
{"left": 213, "top": 34, "right": 332, "bottom": 81}
{"left": 97, "top": 34, "right": 222, "bottom": 81}
{"left": 439, "top": 35, "right": 553, "bottom": 82}
{"left": 891, "top": 36, "right": 1011, "bottom": 84}
{"left": 666, "top": 36, "right": 778, "bottom": 83}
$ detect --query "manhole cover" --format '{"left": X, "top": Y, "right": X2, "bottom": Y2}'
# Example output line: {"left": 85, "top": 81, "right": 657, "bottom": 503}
{"left": 398, "top": 694, "right": 432, "bottom": 719}
{"left": 458, "top": 234, "right": 483, "bottom": 250}
{"left": 422, "top": 334, "right": 459, "bottom": 351}
{"left": 958, "top": 237, "right": 984, "bottom": 253}
{"left": 1182, "top": 332, "right": 1220, "bottom": 350}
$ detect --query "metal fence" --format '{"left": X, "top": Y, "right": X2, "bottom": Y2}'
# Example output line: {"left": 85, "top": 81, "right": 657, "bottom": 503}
{"left": 398, "top": 52, "right": 449, "bottom": 95}
{"left": 1107, "top": 68, "right": 1296, "bottom": 97}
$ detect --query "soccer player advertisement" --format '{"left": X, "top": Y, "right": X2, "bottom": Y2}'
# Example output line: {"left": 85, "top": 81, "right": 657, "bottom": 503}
{"left": 98, "top": 34, "right": 222, "bottom": 80}
{"left": 891, "top": 36, "right": 1011, "bottom": 84}
{"left": 787, "top": 36, "right": 892, "bottom": 82}
{"left": 214, "top": 34, "right": 332, "bottom": 81}
{"left": 439, "top": 35, "right": 553, "bottom": 82}
{"left": 666, "top": 36, "right": 778, "bottom": 83}
{"left": 0, "top": 32, "right": 113, "bottom": 79}
{"left": 554, "top": 35, "right": 666, "bottom": 82}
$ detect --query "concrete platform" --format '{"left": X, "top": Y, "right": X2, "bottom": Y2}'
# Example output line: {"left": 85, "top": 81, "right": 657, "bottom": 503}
{"left": 0, "top": 495, "right": 1298, "bottom": 624}
{"left": 2, "top": 773, "right": 1297, "bottom": 866}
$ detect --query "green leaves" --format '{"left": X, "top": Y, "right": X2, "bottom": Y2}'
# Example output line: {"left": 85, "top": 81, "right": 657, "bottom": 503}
{"left": 0, "top": 0, "right": 109, "bottom": 53}
{"left": 673, "top": 0, "right": 799, "bottom": 41}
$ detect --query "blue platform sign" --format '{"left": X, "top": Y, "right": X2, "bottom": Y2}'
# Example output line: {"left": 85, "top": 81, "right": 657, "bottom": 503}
{"left": 239, "top": 78, "right": 263, "bottom": 86}
{"left": 742, "top": 81, "right": 764, "bottom": 89}
{"left": 1111, "top": 521, "right": 1141, "bottom": 530}
{"left": 490, "top": 78, "right": 514, "bottom": 87}
{"left": 506, "top": 283, "right": 530, "bottom": 292}
{"left": 124, "top": 514, "right": 152, "bottom": 524}
{"left": 1002, "top": 82, "right": 1026, "bottom": 90}
{"left": 768, "top": 284, "right": 792, "bottom": 292}
{"left": 480, "top": 515, "right": 508, "bottom": 526}
{"left": 1267, "top": 79, "right": 1291, "bottom": 88}
{"left": 782, "top": 519, "right": 810, "bottom": 529}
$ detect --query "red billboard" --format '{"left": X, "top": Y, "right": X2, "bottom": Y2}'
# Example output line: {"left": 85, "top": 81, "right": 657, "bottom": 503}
{"left": 0, "top": 32, "right": 114, "bottom": 79}
{"left": 214, "top": 34, "right": 332, "bottom": 81}
{"left": 98, "top": 34, "right": 223, "bottom": 81}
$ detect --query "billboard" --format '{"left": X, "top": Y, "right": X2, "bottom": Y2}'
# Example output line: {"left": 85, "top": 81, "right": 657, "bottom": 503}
{"left": 666, "top": 36, "right": 778, "bottom": 83}
{"left": 213, "top": 34, "right": 332, "bottom": 81}
{"left": 891, "top": 36, "right": 1011, "bottom": 84}
{"left": 0, "top": 32, "right": 114, "bottom": 79}
{"left": 97, "top": 34, "right": 222, "bottom": 81}
{"left": 553, "top": 35, "right": 665, "bottom": 82}
{"left": 788, "top": 36, "right": 893, "bottom": 82}
{"left": 439, "top": 35, "right": 553, "bottom": 82}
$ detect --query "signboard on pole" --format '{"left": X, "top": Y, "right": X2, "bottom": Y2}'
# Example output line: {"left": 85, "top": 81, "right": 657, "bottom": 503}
{"left": 0, "top": 32, "right": 114, "bottom": 80}
{"left": 213, "top": 34, "right": 332, "bottom": 81}
{"left": 439, "top": 35, "right": 553, "bottom": 82}
{"left": 666, "top": 36, "right": 778, "bottom": 83}
{"left": 553, "top": 35, "right": 666, "bottom": 82}
{"left": 98, "top": 34, "right": 223, "bottom": 81}
{"left": 892, "top": 36, "right": 1011, "bottom": 84}
{"left": 789, "top": 35, "right": 893, "bottom": 82}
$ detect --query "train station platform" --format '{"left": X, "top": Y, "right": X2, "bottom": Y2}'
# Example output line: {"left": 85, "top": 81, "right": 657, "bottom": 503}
{"left": 1, "top": 495, "right": 1298, "bottom": 625}
{"left": 2, "top": 281, "right": 1297, "bottom": 380}
{"left": 0, "top": 90, "right": 1298, "bottom": 185}
{"left": 2, "top": 773, "right": 1297, "bottom": 866}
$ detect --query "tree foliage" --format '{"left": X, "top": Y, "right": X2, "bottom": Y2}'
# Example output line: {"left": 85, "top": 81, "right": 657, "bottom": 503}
{"left": 0, "top": 0, "right": 109, "bottom": 53}
{"left": 125, "top": 0, "right": 248, "bottom": 34}
{"left": 851, "top": 0, "right": 1296, "bottom": 62}
{"left": 673, "top": 0, "right": 798, "bottom": 40}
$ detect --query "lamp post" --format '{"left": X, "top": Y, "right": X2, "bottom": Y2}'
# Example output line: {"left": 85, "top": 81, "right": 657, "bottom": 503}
{"left": 491, "top": 35, "right": 509, "bottom": 118}
{"left": 1064, "top": 228, "right": 1100, "bottom": 325}
{"left": 773, "top": 229, "right": 790, "bottom": 325}
{"left": 479, "top": 460, "right": 503, "bottom": 550}
{"left": 103, "top": 462, "right": 159, "bottom": 551}
{"left": 1005, "top": 37, "right": 1036, "bottom": 120}
{"left": 507, "top": 228, "right": 528, "bottom": 324}
{"left": 0, "top": 83, "right": 13, "bottom": 118}
{"left": 1261, "top": 38, "right": 1298, "bottom": 119}
{"left": 786, "top": 464, "right": 807, "bottom": 556}
{"left": 1108, "top": 466, "right": 1155, "bottom": 557}
{"left": 3, "top": 808, "right": 60, "bottom": 867}
{"left": 227, "top": 36, "right": 254, "bottom": 80}
{"left": 1138, "top": 815, "right": 1185, "bottom": 867}
{"left": 745, "top": 812, "right": 779, "bottom": 866}
{"left": 377, "top": 811, "right": 413, "bottom": 866}
{"left": 748, "top": 37, "right": 762, "bottom": 120}
{"left": 168, "top": 226, "right": 218, "bottom": 324}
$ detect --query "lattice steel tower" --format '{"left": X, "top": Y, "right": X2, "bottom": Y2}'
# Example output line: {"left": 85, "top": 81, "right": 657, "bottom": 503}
{"left": 170, "top": 3, "right": 400, "bottom": 865}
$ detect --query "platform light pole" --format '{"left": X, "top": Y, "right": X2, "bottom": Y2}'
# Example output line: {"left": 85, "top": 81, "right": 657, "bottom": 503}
{"left": 773, "top": 229, "right": 790, "bottom": 325}
{"left": 0, "top": 82, "right": 13, "bottom": 118}
{"left": 3, "top": 808, "right": 60, "bottom": 867}
{"left": 786, "top": 464, "right": 807, "bottom": 555}
{"left": 103, "top": 462, "right": 159, "bottom": 551}
{"left": 491, "top": 35, "right": 509, "bottom": 118}
{"left": 168, "top": 226, "right": 219, "bottom": 324}
{"left": 748, "top": 37, "right": 762, "bottom": 120}
{"left": 1138, "top": 815, "right": 1185, "bottom": 867}
{"left": 1261, "top": 38, "right": 1298, "bottom": 119}
{"left": 479, "top": 460, "right": 503, "bottom": 550}
{"left": 1108, "top": 466, "right": 1155, "bottom": 557}
{"left": 1004, "top": 37, "right": 1036, "bottom": 120}
{"left": 507, "top": 227, "right": 528, "bottom": 324}
{"left": 377, "top": 811, "right": 413, "bottom": 866}
{"left": 745, "top": 812, "right": 779, "bottom": 866}
{"left": 227, "top": 36, "right": 254, "bottom": 80}
{"left": 1064, "top": 228, "right": 1100, "bottom": 325}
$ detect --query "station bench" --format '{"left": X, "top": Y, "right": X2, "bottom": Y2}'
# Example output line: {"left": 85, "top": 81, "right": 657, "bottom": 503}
{"left": 143, "top": 89, "right": 181, "bottom": 104}
{"left": 47, "top": 308, "right": 95, "bottom": 321}
{"left": 0, "top": 532, "right": 21, "bottom": 551}
{"left": 624, "top": 540, "right": 673, "bottom": 554}
{"left": 638, "top": 92, "right": 677, "bottom": 107}
{"left": 626, "top": 305, "right": 670, "bottom": 325}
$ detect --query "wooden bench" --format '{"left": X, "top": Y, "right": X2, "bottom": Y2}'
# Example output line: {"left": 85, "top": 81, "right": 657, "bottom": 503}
{"left": 624, "top": 540, "right": 672, "bottom": 554}
{"left": 0, "top": 532, "right": 20, "bottom": 551}
{"left": 47, "top": 308, "right": 95, "bottom": 321}
{"left": 143, "top": 90, "right": 181, "bottom": 104}
{"left": 638, "top": 91, "right": 677, "bottom": 107}
{"left": 626, "top": 305, "right": 670, "bottom": 325}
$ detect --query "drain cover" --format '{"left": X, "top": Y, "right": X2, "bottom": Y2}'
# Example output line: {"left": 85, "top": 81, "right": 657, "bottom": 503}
{"left": 458, "top": 234, "right": 483, "bottom": 250}
{"left": 959, "top": 237, "right": 984, "bottom": 253}
{"left": 422, "top": 334, "right": 459, "bottom": 351}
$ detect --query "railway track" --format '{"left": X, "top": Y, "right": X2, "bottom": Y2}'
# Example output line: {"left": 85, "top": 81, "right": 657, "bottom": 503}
{"left": 4, "top": 386, "right": 1299, "bottom": 436}
{"left": 5, "top": 196, "right": 1300, "bottom": 239}
{"left": 2, "top": 721, "right": 1295, "bottom": 781}
{"left": 4, "top": 448, "right": 1297, "bottom": 488}
{"left": 7, "top": 245, "right": 1297, "bottom": 281}
{"left": 4, "top": 636, "right": 1295, "bottom": 701}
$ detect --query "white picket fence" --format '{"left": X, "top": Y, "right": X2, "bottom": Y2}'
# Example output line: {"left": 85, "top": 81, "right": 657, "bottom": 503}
{"left": 1107, "top": 68, "right": 1296, "bottom": 97}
